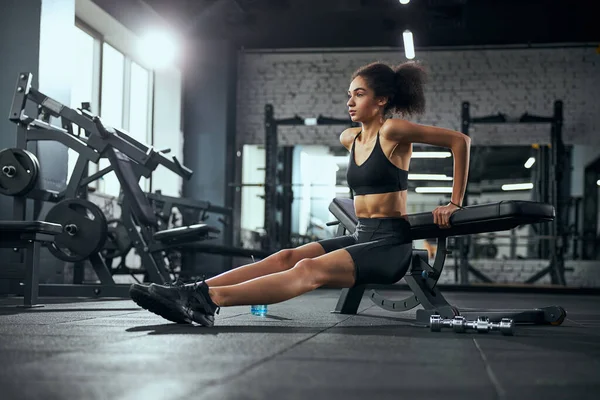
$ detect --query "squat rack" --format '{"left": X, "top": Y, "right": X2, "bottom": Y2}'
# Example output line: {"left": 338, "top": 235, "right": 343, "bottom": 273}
{"left": 262, "top": 104, "right": 356, "bottom": 252}
{"left": 460, "top": 100, "right": 570, "bottom": 285}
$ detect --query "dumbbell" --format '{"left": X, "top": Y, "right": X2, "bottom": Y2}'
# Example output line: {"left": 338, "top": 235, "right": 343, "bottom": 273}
{"left": 430, "top": 315, "right": 514, "bottom": 336}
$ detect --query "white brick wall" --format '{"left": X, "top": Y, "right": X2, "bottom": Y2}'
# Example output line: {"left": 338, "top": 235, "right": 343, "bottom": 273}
{"left": 236, "top": 47, "right": 599, "bottom": 146}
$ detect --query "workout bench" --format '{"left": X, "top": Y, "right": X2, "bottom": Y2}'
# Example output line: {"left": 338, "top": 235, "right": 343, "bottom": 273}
{"left": 328, "top": 198, "right": 567, "bottom": 325}
{"left": 0, "top": 221, "right": 63, "bottom": 307}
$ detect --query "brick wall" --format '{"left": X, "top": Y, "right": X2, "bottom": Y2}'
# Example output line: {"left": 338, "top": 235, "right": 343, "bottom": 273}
{"left": 236, "top": 46, "right": 599, "bottom": 147}
{"left": 430, "top": 259, "right": 600, "bottom": 288}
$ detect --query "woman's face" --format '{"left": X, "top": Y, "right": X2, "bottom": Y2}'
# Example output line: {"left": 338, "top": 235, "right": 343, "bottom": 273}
{"left": 347, "top": 76, "right": 386, "bottom": 123}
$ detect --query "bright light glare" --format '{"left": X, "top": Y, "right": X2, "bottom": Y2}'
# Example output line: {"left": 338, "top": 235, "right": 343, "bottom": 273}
{"left": 399, "top": 0, "right": 411, "bottom": 4}
{"left": 409, "top": 174, "right": 453, "bottom": 181}
{"left": 415, "top": 187, "right": 453, "bottom": 194}
{"left": 403, "top": 30, "right": 415, "bottom": 59}
{"left": 524, "top": 157, "right": 536, "bottom": 169}
{"left": 139, "top": 30, "right": 178, "bottom": 69}
{"left": 597, "top": 179, "right": 600, "bottom": 186}
{"left": 502, "top": 183, "right": 534, "bottom": 191}
{"left": 412, "top": 152, "right": 452, "bottom": 158}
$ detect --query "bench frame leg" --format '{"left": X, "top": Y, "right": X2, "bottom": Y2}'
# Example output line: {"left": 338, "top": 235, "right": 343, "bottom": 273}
{"left": 22, "top": 241, "right": 41, "bottom": 308}
{"left": 332, "top": 236, "right": 567, "bottom": 326}
{"left": 332, "top": 286, "right": 366, "bottom": 314}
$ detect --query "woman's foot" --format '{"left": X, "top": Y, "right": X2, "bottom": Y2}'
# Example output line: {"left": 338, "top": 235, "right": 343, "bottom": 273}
{"left": 144, "top": 280, "right": 220, "bottom": 327}
{"left": 129, "top": 282, "right": 213, "bottom": 325}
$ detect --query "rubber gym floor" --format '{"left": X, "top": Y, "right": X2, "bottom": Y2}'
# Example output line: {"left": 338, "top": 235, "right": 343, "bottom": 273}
{"left": 0, "top": 289, "right": 598, "bottom": 400}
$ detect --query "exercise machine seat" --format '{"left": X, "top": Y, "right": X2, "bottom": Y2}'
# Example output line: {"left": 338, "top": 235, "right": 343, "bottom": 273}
{"left": 153, "top": 223, "right": 220, "bottom": 244}
{"left": 0, "top": 221, "right": 63, "bottom": 236}
{"left": 329, "top": 198, "right": 555, "bottom": 238}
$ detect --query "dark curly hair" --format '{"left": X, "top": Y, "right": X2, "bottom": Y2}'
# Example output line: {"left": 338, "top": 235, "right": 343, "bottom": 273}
{"left": 351, "top": 61, "right": 427, "bottom": 118}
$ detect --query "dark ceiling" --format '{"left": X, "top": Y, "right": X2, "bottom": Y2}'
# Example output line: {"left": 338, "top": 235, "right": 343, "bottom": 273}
{"left": 93, "top": 0, "right": 597, "bottom": 49}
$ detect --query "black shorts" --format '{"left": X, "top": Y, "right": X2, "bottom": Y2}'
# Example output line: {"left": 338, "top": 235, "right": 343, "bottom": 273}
{"left": 317, "top": 217, "right": 413, "bottom": 286}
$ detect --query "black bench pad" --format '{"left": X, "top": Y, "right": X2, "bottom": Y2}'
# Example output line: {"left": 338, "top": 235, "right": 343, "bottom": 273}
{"left": 329, "top": 198, "right": 555, "bottom": 239}
{"left": 0, "top": 221, "right": 63, "bottom": 235}
{"left": 153, "top": 223, "right": 220, "bottom": 243}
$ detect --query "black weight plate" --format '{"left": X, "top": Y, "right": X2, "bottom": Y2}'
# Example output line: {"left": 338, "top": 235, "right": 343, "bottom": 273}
{"left": 0, "top": 148, "right": 39, "bottom": 196}
{"left": 22, "top": 149, "right": 39, "bottom": 194}
{"left": 46, "top": 199, "right": 108, "bottom": 262}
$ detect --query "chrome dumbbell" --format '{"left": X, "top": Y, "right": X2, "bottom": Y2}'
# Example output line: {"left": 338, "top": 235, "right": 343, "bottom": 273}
{"left": 430, "top": 315, "right": 514, "bottom": 336}
{"left": 429, "top": 314, "right": 453, "bottom": 332}
{"left": 461, "top": 316, "right": 514, "bottom": 336}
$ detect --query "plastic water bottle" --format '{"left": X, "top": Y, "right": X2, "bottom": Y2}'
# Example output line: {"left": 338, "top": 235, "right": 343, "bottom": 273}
{"left": 251, "top": 304, "right": 268, "bottom": 316}
{"left": 249, "top": 255, "right": 268, "bottom": 316}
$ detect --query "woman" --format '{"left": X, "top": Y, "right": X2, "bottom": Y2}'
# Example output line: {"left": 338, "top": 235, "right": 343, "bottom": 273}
{"left": 130, "top": 61, "right": 471, "bottom": 327}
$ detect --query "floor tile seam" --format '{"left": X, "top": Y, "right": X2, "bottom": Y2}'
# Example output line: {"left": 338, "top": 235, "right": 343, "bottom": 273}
{"left": 179, "top": 313, "right": 357, "bottom": 393}
{"left": 40, "top": 311, "right": 143, "bottom": 325}
{"left": 472, "top": 338, "right": 505, "bottom": 400}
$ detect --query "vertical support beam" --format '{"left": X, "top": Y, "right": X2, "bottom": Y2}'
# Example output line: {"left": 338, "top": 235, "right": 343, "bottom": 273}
{"left": 459, "top": 102, "right": 471, "bottom": 284}
{"left": 537, "top": 145, "right": 551, "bottom": 259}
{"left": 280, "top": 146, "right": 294, "bottom": 249}
{"left": 23, "top": 241, "right": 41, "bottom": 307}
{"left": 264, "top": 104, "right": 278, "bottom": 252}
{"left": 550, "top": 100, "right": 566, "bottom": 285}
{"left": 582, "top": 158, "right": 599, "bottom": 259}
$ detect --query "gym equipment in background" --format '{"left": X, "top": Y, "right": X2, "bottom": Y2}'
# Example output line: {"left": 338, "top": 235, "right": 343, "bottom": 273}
{"left": 0, "top": 72, "right": 219, "bottom": 304}
{"left": 460, "top": 101, "right": 569, "bottom": 285}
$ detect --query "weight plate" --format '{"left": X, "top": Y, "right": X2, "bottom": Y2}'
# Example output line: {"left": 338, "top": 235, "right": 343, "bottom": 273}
{"left": 550, "top": 306, "right": 567, "bottom": 326}
{"left": 102, "top": 219, "right": 133, "bottom": 259}
{"left": 45, "top": 199, "right": 108, "bottom": 262}
{"left": 0, "top": 148, "right": 39, "bottom": 196}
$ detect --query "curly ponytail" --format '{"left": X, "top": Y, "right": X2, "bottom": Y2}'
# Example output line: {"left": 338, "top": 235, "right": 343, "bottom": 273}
{"left": 351, "top": 61, "right": 428, "bottom": 118}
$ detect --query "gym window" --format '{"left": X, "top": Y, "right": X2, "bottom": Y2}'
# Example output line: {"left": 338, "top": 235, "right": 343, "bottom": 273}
{"left": 70, "top": 20, "right": 154, "bottom": 197}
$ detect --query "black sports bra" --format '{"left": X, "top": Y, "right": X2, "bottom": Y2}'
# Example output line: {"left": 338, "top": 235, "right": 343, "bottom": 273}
{"left": 346, "top": 131, "right": 408, "bottom": 196}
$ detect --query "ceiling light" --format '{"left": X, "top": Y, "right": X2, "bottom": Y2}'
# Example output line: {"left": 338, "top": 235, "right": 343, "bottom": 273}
{"left": 403, "top": 30, "right": 415, "bottom": 60}
{"left": 399, "top": 0, "right": 411, "bottom": 4}
{"left": 502, "top": 183, "right": 534, "bottom": 191}
{"left": 412, "top": 151, "right": 452, "bottom": 158}
{"left": 524, "top": 157, "right": 535, "bottom": 169}
{"left": 415, "top": 187, "right": 453, "bottom": 194}
{"left": 408, "top": 174, "right": 453, "bottom": 181}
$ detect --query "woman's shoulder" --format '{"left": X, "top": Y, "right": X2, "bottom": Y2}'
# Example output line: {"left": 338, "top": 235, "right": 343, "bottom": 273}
{"left": 339, "top": 127, "right": 362, "bottom": 150}
{"left": 380, "top": 118, "right": 410, "bottom": 141}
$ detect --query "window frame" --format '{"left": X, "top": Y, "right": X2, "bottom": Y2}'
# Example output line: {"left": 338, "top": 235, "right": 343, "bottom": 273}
{"left": 73, "top": 18, "right": 155, "bottom": 195}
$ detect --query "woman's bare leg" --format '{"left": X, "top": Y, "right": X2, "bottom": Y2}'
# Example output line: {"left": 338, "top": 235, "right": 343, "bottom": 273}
{"left": 204, "top": 242, "right": 326, "bottom": 287}
{"left": 208, "top": 249, "right": 356, "bottom": 307}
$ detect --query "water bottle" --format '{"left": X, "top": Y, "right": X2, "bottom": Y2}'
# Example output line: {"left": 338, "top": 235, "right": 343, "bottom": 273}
{"left": 251, "top": 304, "right": 268, "bottom": 316}
{"left": 249, "top": 255, "right": 268, "bottom": 316}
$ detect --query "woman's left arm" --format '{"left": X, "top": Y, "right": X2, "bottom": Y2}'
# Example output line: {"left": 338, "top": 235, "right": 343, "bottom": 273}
{"left": 383, "top": 119, "right": 472, "bottom": 227}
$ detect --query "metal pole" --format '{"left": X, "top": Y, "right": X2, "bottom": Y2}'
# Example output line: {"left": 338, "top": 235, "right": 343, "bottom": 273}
{"left": 264, "top": 104, "right": 278, "bottom": 252}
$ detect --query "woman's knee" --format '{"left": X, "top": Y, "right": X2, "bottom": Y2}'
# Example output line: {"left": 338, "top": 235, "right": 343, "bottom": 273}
{"left": 271, "top": 248, "right": 296, "bottom": 270}
{"left": 290, "top": 259, "right": 321, "bottom": 287}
